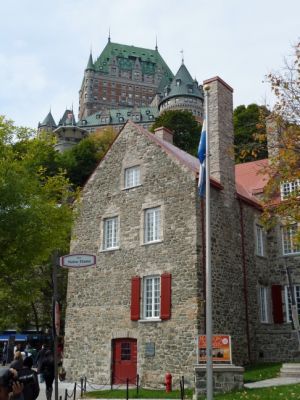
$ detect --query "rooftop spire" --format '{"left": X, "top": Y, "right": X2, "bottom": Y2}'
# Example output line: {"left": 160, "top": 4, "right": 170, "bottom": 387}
{"left": 108, "top": 27, "right": 111, "bottom": 43}
{"left": 180, "top": 49, "right": 184, "bottom": 64}
{"left": 155, "top": 35, "right": 158, "bottom": 51}
{"left": 86, "top": 52, "right": 95, "bottom": 70}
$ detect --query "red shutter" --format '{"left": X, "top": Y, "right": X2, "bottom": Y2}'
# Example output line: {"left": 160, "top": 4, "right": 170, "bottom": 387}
{"left": 131, "top": 276, "right": 141, "bottom": 321}
{"left": 272, "top": 285, "right": 284, "bottom": 324}
{"left": 161, "top": 273, "right": 172, "bottom": 320}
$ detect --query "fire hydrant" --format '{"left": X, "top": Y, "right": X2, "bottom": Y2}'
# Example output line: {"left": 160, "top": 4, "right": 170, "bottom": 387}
{"left": 165, "top": 372, "right": 172, "bottom": 392}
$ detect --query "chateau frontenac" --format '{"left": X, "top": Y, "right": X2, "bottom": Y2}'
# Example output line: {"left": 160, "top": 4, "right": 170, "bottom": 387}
{"left": 38, "top": 38, "right": 204, "bottom": 152}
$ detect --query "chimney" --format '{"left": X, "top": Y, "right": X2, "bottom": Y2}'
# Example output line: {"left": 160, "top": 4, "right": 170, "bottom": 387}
{"left": 266, "top": 115, "right": 282, "bottom": 160}
{"left": 154, "top": 126, "right": 173, "bottom": 144}
{"left": 203, "top": 76, "right": 235, "bottom": 206}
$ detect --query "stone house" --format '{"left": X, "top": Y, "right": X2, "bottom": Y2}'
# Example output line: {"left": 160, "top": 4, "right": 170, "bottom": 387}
{"left": 63, "top": 76, "right": 300, "bottom": 386}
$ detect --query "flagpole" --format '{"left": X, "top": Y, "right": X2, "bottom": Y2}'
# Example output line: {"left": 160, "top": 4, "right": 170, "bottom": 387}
{"left": 204, "top": 85, "right": 213, "bottom": 400}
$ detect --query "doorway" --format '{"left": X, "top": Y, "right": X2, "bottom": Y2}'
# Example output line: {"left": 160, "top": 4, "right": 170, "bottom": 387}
{"left": 112, "top": 338, "right": 137, "bottom": 384}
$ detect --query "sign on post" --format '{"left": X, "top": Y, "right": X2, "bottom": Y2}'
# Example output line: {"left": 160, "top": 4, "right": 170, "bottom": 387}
{"left": 59, "top": 254, "right": 96, "bottom": 268}
{"left": 198, "top": 335, "right": 232, "bottom": 364}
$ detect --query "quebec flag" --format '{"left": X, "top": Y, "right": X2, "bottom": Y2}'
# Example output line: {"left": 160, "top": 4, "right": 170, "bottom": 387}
{"left": 198, "top": 120, "right": 206, "bottom": 197}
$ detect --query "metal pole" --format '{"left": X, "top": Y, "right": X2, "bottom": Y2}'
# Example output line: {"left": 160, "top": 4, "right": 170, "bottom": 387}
{"left": 204, "top": 86, "right": 213, "bottom": 400}
{"left": 52, "top": 252, "right": 59, "bottom": 400}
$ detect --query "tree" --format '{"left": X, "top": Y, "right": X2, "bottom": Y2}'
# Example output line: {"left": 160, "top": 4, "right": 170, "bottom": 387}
{"left": 150, "top": 110, "right": 201, "bottom": 156}
{"left": 57, "top": 126, "right": 117, "bottom": 187}
{"left": 0, "top": 116, "right": 73, "bottom": 330}
{"left": 233, "top": 103, "right": 269, "bottom": 163}
{"left": 260, "top": 43, "right": 300, "bottom": 244}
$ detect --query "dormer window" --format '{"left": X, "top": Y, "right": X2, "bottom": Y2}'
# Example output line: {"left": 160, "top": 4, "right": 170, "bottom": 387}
{"left": 124, "top": 166, "right": 141, "bottom": 189}
{"left": 176, "top": 79, "right": 181, "bottom": 86}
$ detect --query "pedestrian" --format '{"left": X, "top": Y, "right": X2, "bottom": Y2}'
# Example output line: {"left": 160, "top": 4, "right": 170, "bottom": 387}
{"left": 35, "top": 344, "right": 46, "bottom": 378}
{"left": 24, "top": 345, "right": 31, "bottom": 358}
{"left": 13, "top": 344, "right": 21, "bottom": 356}
{"left": 39, "top": 350, "right": 54, "bottom": 400}
{"left": 19, "top": 357, "right": 39, "bottom": 400}
{"left": 0, "top": 368, "right": 24, "bottom": 400}
{"left": 2, "top": 342, "right": 8, "bottom": 366}
{"left": 10, "top": 352, "right": 23, "bottom": 372}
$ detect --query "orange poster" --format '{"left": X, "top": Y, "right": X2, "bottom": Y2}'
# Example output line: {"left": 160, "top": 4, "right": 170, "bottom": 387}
{"left": 198, "top": 335, "right": 232, "bottom": 363}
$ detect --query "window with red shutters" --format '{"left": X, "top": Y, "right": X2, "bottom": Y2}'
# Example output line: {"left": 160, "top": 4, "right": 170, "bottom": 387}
{"left": 160, "top": 273, "right": 172, "bottom": 320}
{"left": 271, "top": 284, "right": 284, "bottom": 324}
{"left": 131, "top": 277, "right": 140, "bottom": 321}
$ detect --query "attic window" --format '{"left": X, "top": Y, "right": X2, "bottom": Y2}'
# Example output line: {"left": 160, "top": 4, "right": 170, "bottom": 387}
{"left": 119, "top": 117, "right": 124, "bottom": 122}
{"left": 96, "top": 114, "right": 101, "bottom": 119}
{"left": 188, "top": 87, "right": 193, "bottom": 93}
{"left": 176, "top": 79, "right": 181, "bottom": 86}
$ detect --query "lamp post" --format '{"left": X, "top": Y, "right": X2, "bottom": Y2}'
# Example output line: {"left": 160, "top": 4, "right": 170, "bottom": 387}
{"left": 52, "top": 252, "right": 59, "bottom": 400}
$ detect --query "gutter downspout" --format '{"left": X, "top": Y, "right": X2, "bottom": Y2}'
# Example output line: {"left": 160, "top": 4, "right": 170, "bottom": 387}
{"left": 238, "top": 199, "right": 251, "bottom": 362}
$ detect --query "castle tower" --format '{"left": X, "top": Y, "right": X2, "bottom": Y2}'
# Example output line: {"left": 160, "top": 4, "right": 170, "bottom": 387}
{"left": 38, "top": 110, "right": 57, "bottom": 133}
{"left": 79, "top": 53, "right": 96, "bottom": 119}
{"left": 158, "top": 62, "right": 204, "bottom": 120}
{"left": 53, "top": 109, "right": 87, "bottom": 152}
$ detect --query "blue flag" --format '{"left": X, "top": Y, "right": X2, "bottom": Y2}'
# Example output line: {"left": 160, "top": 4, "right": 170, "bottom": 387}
{"left": 198, "top": 120, "right": 206, "bottom": 197}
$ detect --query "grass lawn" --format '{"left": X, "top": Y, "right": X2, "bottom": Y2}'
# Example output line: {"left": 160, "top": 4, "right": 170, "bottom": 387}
{"left": 244, "top": 362, "right": 282, "bottom": 383}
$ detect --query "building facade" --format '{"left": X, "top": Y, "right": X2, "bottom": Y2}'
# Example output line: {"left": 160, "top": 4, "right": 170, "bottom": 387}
{"left": 62, "top": 75, "right": 300, "bottom": 387}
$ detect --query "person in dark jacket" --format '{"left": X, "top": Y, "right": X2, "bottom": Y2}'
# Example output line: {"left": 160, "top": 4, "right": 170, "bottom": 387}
{"left": 2, "top": 342, "right": 8, "bottom": 366}
{"left": 39, "top": 351, "right": 54, "bottom": 400}
{"left": 19, "top": 357, "right": 39, "bottom": 400}
{"left": 9, "top": 352, "right": 23, "bottom": 372}
{"left": 0, "top": 368, "right": 24, "bottom": 400}
{"left": 35, "top": 344, "right": 46, "bottom": 373}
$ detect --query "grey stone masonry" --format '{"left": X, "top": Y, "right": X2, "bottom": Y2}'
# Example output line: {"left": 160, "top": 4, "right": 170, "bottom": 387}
{"left": 203, "top": 77, "right": 235, "bottom": 207}
{"left": 194, "top": 365, "right": 244, "bottom": 396}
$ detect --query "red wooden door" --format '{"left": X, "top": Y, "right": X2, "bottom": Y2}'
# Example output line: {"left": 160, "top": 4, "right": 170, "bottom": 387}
{"left": 112, "top": 338, "right": 137, "bottom": 384}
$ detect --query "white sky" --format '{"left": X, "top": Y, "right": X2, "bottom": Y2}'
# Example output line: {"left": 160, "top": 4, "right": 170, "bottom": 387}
{"left": 1, "top": 0, "right": 299, "bottom": 129}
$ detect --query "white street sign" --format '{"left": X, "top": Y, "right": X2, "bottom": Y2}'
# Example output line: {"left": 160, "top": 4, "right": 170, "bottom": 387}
{"left": 59, "top": 254, "right": 96, "bottom": 268}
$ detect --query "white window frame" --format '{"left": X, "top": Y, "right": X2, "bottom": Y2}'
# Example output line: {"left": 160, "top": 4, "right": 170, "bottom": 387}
{"left": 144, "top": 207, "right": 161, "bottom": 244}
{"left": 143, "top": 276, "right": 160, "bottom": 319}
{"left": 103, "top": 216, "right": 118, "bottom": 250}
{"left": 255, "top": 225, "right": 264, "bottom": 256}
{"left": 259, "top": 286, "right": 269, "bottom": 323}
{"left": 284, "top": 285, "right": 300, "bottom": 323}
{"left": 280, "top": 179, "right": 300, "bottom": 200}
{"left": 124, "top": 166, "right": 141, "bottom": 189}
{"left": 282, "top": 224, "right": 300, "bottom": 255}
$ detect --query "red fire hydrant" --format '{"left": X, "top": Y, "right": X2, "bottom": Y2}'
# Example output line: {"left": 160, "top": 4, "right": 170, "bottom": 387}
{"left": 165, "top": 372, "right": 172, "bottom": 392}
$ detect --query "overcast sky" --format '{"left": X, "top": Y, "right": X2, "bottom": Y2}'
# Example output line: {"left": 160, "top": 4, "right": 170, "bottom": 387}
{"left": 1, "top": 0, "right": 299, "bottom": 129}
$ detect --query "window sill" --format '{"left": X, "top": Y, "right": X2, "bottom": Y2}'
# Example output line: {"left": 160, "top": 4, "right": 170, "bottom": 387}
{"left": 142, "top": 240, "right": 163, "bottom": 246}
{"left": 99, "top": 247, "right": 120, "bottom": 253}
{"left": 122, "top": 184, "right": 143, "bottom": 191}
{"left": 282, "top": 252, "right": 300, "bottom": 257}
{"left": 256, "top": 254, "right": 266, "bottom": 258}
{"left": 138, "top": 318, "right": 162, "bottom": 323}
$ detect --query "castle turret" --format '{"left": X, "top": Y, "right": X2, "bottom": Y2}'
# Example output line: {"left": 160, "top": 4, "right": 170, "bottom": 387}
{"left": 158, "top": 62, "right": 204, "bottom": 120}
{"left": 54, "top": 109, "right": 87, "bottom": 152}
{"left": 79, "top": 53, "right": 96, "bottom": 119}
{"left": 38, "top": 111, "right": 57, "bottom": 133}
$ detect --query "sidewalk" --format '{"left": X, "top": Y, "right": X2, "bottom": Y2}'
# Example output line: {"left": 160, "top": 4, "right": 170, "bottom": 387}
{"left": 244, "top": 376, "right": 300, "bottom": 389}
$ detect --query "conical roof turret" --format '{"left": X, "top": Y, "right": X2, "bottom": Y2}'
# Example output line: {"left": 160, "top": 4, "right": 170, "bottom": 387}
{"left": 86, "top": 53, "right": 95, "bottom": 71}
{"left": 39, "top": 111, "right": 57, "bottom": 129}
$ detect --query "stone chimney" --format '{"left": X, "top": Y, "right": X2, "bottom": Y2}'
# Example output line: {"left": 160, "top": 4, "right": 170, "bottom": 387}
{"left": 154, "top": 126, "right": 173, "bottom": 144}
{"left": 203, "top": 76, "right": 235, "bottom": 206}
{"left": 266, "top": 114, "right": 282, "bottom": 159}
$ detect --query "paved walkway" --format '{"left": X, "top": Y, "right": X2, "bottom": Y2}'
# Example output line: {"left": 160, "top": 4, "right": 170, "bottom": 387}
{"left": 245, "top": 376, "right": 300, "bottom": 388}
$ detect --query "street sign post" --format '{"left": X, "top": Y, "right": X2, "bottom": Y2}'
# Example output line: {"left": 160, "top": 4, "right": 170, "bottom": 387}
{"left": 59, "top": 254, "right": 96, "bottom": 268}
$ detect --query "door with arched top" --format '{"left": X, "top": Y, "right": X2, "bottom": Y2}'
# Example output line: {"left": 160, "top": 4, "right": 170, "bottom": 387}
{"left": 112, "top": 338, "right": 137, "bottom": 384}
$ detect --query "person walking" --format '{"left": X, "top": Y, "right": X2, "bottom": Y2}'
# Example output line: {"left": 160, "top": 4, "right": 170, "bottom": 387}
{"left": 35, "top": 345, "right": 46, "bottom": 375}
{"left": 39, "top": 351, "right": 54, "bottom": 400}
{"left": 2, "top": 342, "right": 8, "bottom": 366}
{"left": 19, "top": 357, "right": 39, "bottom": 400}
{"left": 9, "top": 351, "right": 23, "bottom": 372}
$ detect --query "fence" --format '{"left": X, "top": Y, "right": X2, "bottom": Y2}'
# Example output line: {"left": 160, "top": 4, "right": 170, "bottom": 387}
{"left": 62, "top": 375, "right": 186, "bottom": 400}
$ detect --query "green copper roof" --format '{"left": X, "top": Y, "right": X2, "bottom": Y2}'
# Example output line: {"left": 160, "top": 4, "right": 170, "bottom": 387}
{"left": 86, "top": 53, "right": 95, "bottom": 70}
{"left": 160, "top": 63, "right": 203, "bottom": 103}
{"left": 93, "top": 41, "right": 173, "bottom": 81}
{"left": 58, "top": 109, "right": 76, "bottom": 126}
{"left": 78, "top": 106, "right": 158, "bottom": 128}
{"left": 40, "top": 111, "right": 56, "bottom": 127}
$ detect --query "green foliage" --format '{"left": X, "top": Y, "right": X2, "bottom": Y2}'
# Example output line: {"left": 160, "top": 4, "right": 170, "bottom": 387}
{"left": 0, "top": 116, "right": 73, "bottom": 331}
{"left": 244, "top": 363, "right": 281, "bottom": 383}
{"left": 203, "top": 384, "right": 300, "bottom": 399}
{"left": 57, "top": 127, "right": 117, "bottom": 187}
{"left": 151, "top": 110, "right": 201, "bottom": 156}
{"left": 233, "top": 103, "right": 269, "bottom": 163}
